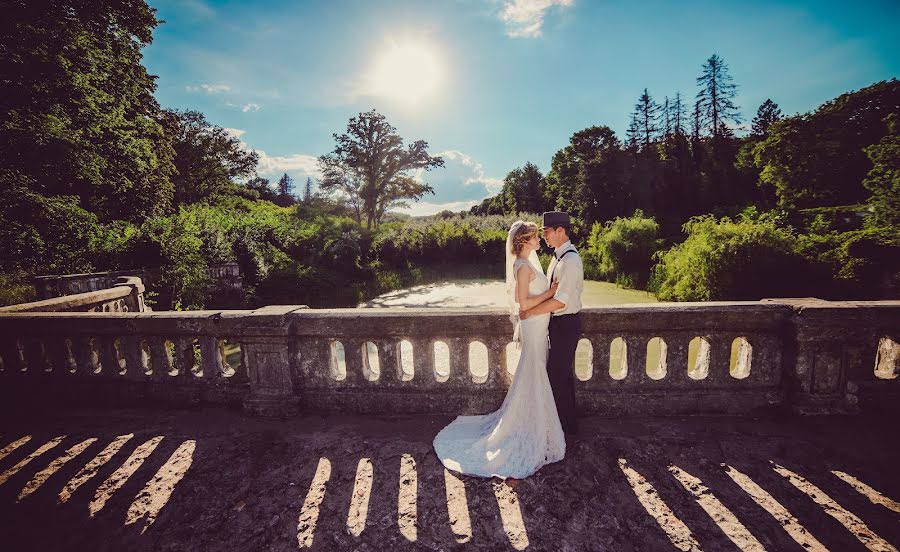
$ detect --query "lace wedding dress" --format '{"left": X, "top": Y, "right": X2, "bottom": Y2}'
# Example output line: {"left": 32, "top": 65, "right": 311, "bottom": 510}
{"left": 432, "top": 257, "right": 566, "bottom": 479}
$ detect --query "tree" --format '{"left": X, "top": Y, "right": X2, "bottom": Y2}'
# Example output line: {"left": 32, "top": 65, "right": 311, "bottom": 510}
{"left": 317, "top": 155, "right": 364, "bottom": 223}
{"left": 691, "top": 101, "right": 702, "bottom": 140}
{"left": 0, "top": 0, "right": 176, "bottom": 222}
{"left": 751, "top": 99, "right": 782, "bottom": 137}
{"left": 749, "top": 79, "right": 900, "bottom": 210}
{"left": 625, "top": 113, "right": 641, "bottom": 152}
{"left": 245, "top": 177, "right": 278, "bottom": 202}
{"left": 321, "top": 110, "right": 444, "bottom": 229}
{"left": 633, "top": 89, "right": 661, "bottom": 149}
{"left": 662, "top": 96, "right": 672, "bottom": 137}
{"left": 163, "top": 110, "right": 259, "bottom": 206}
{"left": 303, "top": 177, "right": 314, "bottom": 202}
{"left": 545, "top": 126, "right": 628, "bottom": 223}
{"left": 695, "top": 54, "right": 742, "bottom": 138}
{"left": 863, "top": 112, "right": 900, "bottom": 235}
{"left": 501, "top": 162, "right": 545, "bottom": 213}
{"left": 671, "top": 91, "right": 687, "bottom": 136}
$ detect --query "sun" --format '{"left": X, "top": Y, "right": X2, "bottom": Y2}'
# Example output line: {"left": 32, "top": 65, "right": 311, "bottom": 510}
{"left": 366, "top": 39, "right": 443, "bottom": 103}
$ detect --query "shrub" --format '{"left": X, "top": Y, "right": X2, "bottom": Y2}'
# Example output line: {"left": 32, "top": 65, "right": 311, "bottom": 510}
{"left": 586, "top": 211, "right": 661, "bottom": 289}
{"left": 650, "top": 213, "right": 806, "bottom": 301}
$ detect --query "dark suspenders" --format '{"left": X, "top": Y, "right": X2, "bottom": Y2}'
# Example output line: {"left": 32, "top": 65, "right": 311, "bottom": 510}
{"left": 549, "top": 249, "right": 576, "bottom": 282}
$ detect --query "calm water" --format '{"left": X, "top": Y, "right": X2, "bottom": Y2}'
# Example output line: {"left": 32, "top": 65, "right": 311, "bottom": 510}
{"left": 359, "top": 278, "right": 657, "bottom": 308}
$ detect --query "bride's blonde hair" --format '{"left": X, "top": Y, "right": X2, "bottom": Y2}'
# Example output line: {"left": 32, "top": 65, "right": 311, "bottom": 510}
{"left": 509, "top": 221, "right": 538, "bottom": 255}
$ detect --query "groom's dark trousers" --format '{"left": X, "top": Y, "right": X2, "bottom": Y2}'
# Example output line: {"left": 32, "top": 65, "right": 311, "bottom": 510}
{"left": 548, "top": 312, "right": 581, "bottom": 434}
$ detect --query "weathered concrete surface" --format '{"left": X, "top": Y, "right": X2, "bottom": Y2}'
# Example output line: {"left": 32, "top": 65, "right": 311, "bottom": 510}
{"left": 0, "top": 406, "right": 899, "bottom": 551}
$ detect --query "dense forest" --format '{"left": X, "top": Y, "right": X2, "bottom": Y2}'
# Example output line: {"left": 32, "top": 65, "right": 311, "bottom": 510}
{"left": 1, "top": 1, "right": 897, "bottom": 309}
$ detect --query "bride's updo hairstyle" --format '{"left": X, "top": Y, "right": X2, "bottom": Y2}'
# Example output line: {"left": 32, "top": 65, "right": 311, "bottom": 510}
{"left": 510, "top": 221, "right": 538, "bottom": 255}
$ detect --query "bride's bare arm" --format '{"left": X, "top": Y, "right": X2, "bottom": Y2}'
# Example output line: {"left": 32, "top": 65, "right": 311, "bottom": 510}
{"left": 516, "top": 265, "right": 558, "bottom": 311}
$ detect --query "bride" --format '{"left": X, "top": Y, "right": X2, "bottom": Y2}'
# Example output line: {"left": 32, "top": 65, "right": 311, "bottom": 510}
{"left": 432, "top": 221, "right": 566, "bottom": 479}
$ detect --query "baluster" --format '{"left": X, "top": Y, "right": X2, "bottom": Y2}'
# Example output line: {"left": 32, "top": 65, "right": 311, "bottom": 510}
{"left": 51, "top": 338, "right": 77, "bottom": 377}
{"left": 623, "top": 335, "right": 644, "bottom": 385}
{"left": 97, "top": 336, "right": 122, "bottom": 376}
{"left": 0, "top": 338, "right": 23, "bottom": 374}
{"left": 122, "top": 336, "right": 147, "bottom": 380}
{"left": 587, "top": 333, "right": 611, "bottom": 389}
{"left": 173, "top": 337, "right": 196, "bottom": 379}
{"left": 23, "top": 338, "right": 51, "bottom": 374}
{"left": 483, "top": 336, "right": 507, "bottom": 389}
{"left": 342, "top": 338, "right": 365, "bottom": 385}
{"left": 75, "top": 336, "right": 101, "bottom": 375}
{"left": 663, "top": 333, "right": 690, "bottom": 384}
{"left": 707, "top": 334, "right": 733, "bottom": 384}
{"left": 374, "top": 338, "right": 399, "bottom": 385}
{"left": 447, "top": 337, "right": 468, "bottom": 386}
{"left": 199, "top": 336, "right": 223, "bottom": 382}
{"left": 411, "top": 338, "right": 435, "bottom": 384}
{"left": 147, "top": 337, "right": 173, "bottom": 380}
{"left": 228, "top": 339, "right": 250, "bottom": 384}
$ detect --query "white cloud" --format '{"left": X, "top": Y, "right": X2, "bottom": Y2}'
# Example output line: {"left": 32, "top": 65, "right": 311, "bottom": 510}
{"left": 241, "top": 103, "right": 261, "bottom": 112}
{"left": 222, "top": 128, "right": 320, "bottom": 181}
{"left": 437, "top": 150, "right": 504, "bottom": 194}
{"left": 223, "top": 128, "right": 246, "bottom": 139}
{"left": 186, "top": 83, "right": 232, "bottom": 94}
{"left": 500, "top": 0, "right": 574, "bottom": 38}
{"left": 256, "top": 150, "right": 321, "bottom": 180}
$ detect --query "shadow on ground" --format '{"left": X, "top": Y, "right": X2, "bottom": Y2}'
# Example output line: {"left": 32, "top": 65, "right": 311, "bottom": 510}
{"left": 0, "top": 406, "right": 899, "bottom": 551}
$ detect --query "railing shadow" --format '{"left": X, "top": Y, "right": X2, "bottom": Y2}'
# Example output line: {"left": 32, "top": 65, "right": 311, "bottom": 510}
{"left": 1, "top": 413, "right": 900, "bottom": 551}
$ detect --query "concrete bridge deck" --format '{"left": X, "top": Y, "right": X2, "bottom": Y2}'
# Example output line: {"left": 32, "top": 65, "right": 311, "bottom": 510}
{"left": 1, "top": 407, "right": 899, "bottom": 551}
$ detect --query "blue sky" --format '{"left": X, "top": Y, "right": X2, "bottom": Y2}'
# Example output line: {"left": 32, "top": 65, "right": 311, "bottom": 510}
{"left": 143, "top": 0, "right": 900, "bottom": 215}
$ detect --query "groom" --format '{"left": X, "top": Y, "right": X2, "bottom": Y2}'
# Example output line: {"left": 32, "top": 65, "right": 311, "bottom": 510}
{"left": 520, "top": 211, "right": 584, "bottom": 436}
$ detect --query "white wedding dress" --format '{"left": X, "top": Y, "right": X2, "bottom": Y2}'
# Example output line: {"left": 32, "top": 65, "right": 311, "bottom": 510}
{"left": 432, "top": 258, "right": 566, "bottom": 479}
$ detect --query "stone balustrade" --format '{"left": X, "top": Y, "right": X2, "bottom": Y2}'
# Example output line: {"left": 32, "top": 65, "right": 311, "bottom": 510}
{"left": 0, "top": 276, "right": 146, "bottom": 314}
{"left": 33, "top": 270, "right": 145, "bottom": 300}
{"left": 0, "top": 300, "right": 896, "bottom": 416}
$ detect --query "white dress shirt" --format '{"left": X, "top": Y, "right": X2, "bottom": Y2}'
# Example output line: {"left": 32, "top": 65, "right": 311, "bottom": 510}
{"left": 547, "top": 240, "right": 583, "bottom": 316}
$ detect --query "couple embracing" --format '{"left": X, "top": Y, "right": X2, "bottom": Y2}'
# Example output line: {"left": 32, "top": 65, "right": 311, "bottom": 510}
{"left": 433, "top": 211, "right": 584, "bottom": 479}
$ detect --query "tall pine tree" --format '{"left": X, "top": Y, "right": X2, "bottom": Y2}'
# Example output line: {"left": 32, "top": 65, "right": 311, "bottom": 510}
{"left": 695, "top": 54, "right": 742, "bottom": 138}
{"left": 633, "top": 88, "right": 661, "bottom": 150}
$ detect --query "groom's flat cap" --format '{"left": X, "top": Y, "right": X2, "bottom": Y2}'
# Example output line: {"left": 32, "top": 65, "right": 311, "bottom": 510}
{"left": 541, "top": 211, "right": 570, "bottom": 228}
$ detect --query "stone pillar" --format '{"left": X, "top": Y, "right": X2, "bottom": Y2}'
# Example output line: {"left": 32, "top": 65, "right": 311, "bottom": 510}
{"left": 241, "top": 306, "right": 303, "bottom": 416}
{"left": 780, "top": 299, "right": 860, "bottom": 415}
{"left": 114, "top": 276, "right": 146, "bottom": 313}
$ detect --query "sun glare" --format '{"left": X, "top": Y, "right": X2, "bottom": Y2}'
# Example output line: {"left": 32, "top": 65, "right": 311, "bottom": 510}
{"left": 367, "top": 40, "right": 443, "bottom": 103}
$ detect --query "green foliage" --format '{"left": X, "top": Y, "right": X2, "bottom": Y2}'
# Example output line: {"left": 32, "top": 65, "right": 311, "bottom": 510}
{"left": 650, "top": 213, "right": 805, "bottom": 301}
{"left": 162, "top": 110, "right": 259, "bottom": 206}
{"left": 0, "top": 0, "right": 176, "bottom": 222}
{"left": 372, "top": 213, "right": 537, "bottom": 269}
{"left": 862, "top": 112, "right": 900, "bottom": 238}
{"left": 749, "top": 79, "right": 900, "bottom": 210}
{"left": 0, "top": 186, "right": 98, "bottom": 274}
{"left": 0, "top": 271, "right": 37, "bottom": 307}
{"left": 142, "top": 208, "right": 211, "bottom": 310}
{"left": 586, "top": 211, "right": 661, "bottom": 289}
{"left": 794, "top": 227, "right": 900, "bottom": 298}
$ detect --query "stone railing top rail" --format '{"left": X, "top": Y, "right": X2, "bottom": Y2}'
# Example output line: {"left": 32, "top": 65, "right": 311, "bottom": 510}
{"left": 0, "top": 286, "right": 132, "bottom": 313}
{"left": 0, "top": 300, "right": 896, "bottom": 337}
